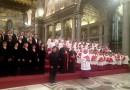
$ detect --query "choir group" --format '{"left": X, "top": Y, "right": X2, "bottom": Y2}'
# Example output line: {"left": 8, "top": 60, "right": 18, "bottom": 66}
{"left": 46, "top": 36, "right": 129, "bottom": 78}
{"left": 0, "top": 30, "right": 46, "bottom": 76}
{"left": 0, "top": 30, "right": 129, "bottom": 78}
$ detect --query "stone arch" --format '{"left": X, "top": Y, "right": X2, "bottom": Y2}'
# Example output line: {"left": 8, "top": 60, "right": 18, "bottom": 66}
{"left": 78, "top": 0, "right": 106, "bottom": 18}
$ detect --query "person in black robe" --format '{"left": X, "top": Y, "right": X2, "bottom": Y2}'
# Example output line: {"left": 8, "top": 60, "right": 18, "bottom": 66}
{"left": 36, "top": 40, "right": 42, "bottom": 51}
{"left": 0, "top": 30, "right": 5, "bottom": 46}
{"left": 20, "top": 32, "right": 27, "bottom": 43}
{"left": 59, "top": 44, "right": 69, "bottom": 73}
{"left": 29, "top": 44, "right": 38, "bottom": 74}
{"left": 32, "top": 34, "right": 39, "bottom": 45}
{"left": 7, "top": 35, "right": 15, "bottom": 48}
{"left": 0, "top": 41, "right": 9, "bottom": 76}
{"left": 17, "top": 36, "right": 24, "bottom": 51}
{"left": 28, "top": 37, "right": 33, "bottom": 50}
{"left": 37, "top": 43, "right": 46, "bottom": 73}
{"left": 68, "top": 47, "right": 77, "bottom": 73}
{"left": 11, "top": 42, "right": 21, "bottom": 75}
{"left": 21, "top": 43, "right": 30, "bottom": 75}
{"left": 49, "top": 46, "right": 59, "bottom": 83}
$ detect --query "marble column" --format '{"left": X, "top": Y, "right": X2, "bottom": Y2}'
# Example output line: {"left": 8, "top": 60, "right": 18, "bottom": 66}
{"left": 52, "top": 23, "right": 55, "bottom": 38}
{"left": 104, "top": 22, "right": 109, "bottom": 45}
{"left": 42, "top": 25, "right": 45, "bottom": 41}
{"left": 77, "top": 14, "right": 81, "bottom": 41}
{"left": 72, "top": 17, "right": 76, "bottom": 41}
{"left": 99, "top": 24, "right": 103, "bottom": 45}
{"left": 122, "top": 2, "right": 130, "bottom": 56}
{"left": 44, "top": 25, "right": 48, "bottom": 42}
{"left": 87, "top": 26, "right": 90, "bottom": 42}
{"left": 61, "top": 20, "right": 65, "bottom": 38}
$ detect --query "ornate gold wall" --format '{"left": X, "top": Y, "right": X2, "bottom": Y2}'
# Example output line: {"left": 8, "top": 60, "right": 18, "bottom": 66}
{"left": 0, "top": 8, "right": 23, "bottom": 33}
{"left": 45, "top": 0, "right": 76, "bottom": 16}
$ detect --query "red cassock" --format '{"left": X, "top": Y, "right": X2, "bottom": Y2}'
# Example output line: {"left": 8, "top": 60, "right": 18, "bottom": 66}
{"left": 122, "top": 56, "right": 129, "bottom": 69}
{"left": 116, "top": 54, "right": 122, "bottom": 69}
{"left": 91, "top": 55, "right": 97, "bottom": 71}
{"left": 70, "top": 55, "right": 76, "bottom": 59}
{"left": 98, "top": 57, "right": 104, "bottom": 71}
{"left": 108, "top": 57, "right": 114, "bottom": 70}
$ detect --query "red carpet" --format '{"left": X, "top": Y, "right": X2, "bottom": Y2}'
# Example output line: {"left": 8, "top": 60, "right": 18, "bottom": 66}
{"left": 0, "top": 69, "right": 130, "bottom": 89}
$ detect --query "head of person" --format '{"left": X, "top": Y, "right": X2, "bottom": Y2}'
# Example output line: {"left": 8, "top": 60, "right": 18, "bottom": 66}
{"left": 41, "top": 43, "right": 45, "bottom": 48}
{"left": 52, "top": 46, "right": 57, "bottom": 53}
{"left": 55, "top": 42, "right": 59, "bottom": 47}
{"left": 23, "top": 43, "right": 28, "bottom": 48}
{"left": 14, "top": 42, "right": 19, "bottom": 47}
{"left": 9, "top": 35, "right": 12, "bottom": 40}
{"left": 34, "top": 34, "right": 38, "bottom": 39}
{"left": 32, "top": 44, "right": 36, "bottom": 49}
{"left": 83, "top": 49, "right": 88, "bottom": 54}
{"left": 63, "top": 43, "right": 67, "bottom": 48}
{"left": 2, "top": 41, "right": 7, "bottom": 47}
{"left": 71, "top": 47, "right": 74, "bottom": 51}
{"left": 21, "top": 32, "right": 24, "bottom": 36}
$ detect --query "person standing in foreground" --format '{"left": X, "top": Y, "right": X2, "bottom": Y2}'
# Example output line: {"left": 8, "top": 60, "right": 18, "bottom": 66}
{"left": 49, "top": 46, "right": 59, "bottom": 83}
{"left": 81, "top": 49, "right": 91, "bottom": 79}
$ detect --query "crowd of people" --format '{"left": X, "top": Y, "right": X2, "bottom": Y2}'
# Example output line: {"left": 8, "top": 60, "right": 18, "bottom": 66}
{"left": 46, "top": 36, "right": 129, "bottom": 80}
{"left": 0, "top": 30, "right": 46, "bottom": 76}
{"left": 0, "top": 30, "right": 129, "bottom": 81}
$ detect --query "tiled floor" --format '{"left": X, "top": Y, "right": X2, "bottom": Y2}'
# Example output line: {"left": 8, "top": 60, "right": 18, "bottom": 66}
{"left": 1, "top": 73, "right": 130, "bottom": 90}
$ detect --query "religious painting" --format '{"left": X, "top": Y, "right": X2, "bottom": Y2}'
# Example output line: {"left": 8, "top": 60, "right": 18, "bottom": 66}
{"left": 64, "top": 20, "right": 72, "bottom": 40}
{"left": 55, "top": 23, "right": 61, "bottom": 38}
{"left": 0, "top": 8, "right": 23, "bottom": 33}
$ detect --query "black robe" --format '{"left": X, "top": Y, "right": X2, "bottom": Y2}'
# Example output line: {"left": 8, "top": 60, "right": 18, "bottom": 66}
{"left": 29, "top": 49, "right": 38, "bottom": 74}
{"left": 11, "top": 47, "right": 21, "bottom": 68}
{"left": 0, "top": 46, "right": 9, "bottom": 76}
{"left": 38, "top": 48, "right": 46, "bottom": 72}
{"left": 21, "top": 48, "right": 30, "bottom": 74}
{"left": 59, "top": 47, "right": 69, "bottom": 73}
{"left": 68, "top": 50, "right": 77, "bottom": 73}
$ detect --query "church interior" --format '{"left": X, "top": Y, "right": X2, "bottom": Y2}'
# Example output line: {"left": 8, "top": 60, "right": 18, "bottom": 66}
{"left": 0, "top": 0, "right": 130, "bottom": 90}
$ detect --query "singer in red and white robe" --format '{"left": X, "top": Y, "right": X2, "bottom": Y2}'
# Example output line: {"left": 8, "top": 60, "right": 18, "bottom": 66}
{"left": 81, "top": 49, "right": 91, "bottom": 79}
{"left": 122, "top": 53, "right": 129, "bottom": 69}
{"left": 90, "top": 53, "right": 97, "bottom": 71}
{"left": 115, "top": 53, "right": 122, "bottom": 69}
{"left": 104, "top": 53, "right": 110, "bottom": 70}
{"left": 107, "top": 54, "right": 115, "bottom": 70}
{"left": 97, "top": 53, "right": 105, "bottom": 71}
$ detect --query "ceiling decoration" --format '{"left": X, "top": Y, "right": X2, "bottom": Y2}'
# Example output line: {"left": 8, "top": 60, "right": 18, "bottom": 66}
{"left": 0, "top": 0, "right": 33, "bottom": 12}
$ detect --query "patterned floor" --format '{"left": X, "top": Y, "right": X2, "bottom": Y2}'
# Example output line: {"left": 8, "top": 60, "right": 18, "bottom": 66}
{"left": 1, "top": 73, "right": 130, "bottom": 90}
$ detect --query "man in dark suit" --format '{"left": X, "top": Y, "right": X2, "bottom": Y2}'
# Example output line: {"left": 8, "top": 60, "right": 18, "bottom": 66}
{"left": 49, "top": 46, "right": 59, "bottom": 83}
